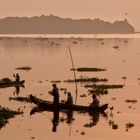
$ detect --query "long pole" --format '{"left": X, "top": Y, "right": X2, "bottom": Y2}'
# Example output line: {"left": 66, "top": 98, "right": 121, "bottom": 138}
{"left": 68, "top": 45, "right": 78, "bottom": 104}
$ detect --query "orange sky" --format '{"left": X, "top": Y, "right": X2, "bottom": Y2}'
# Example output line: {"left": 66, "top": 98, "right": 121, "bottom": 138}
{"left": 0, "top": 0, "right": 139, "bottom": 31}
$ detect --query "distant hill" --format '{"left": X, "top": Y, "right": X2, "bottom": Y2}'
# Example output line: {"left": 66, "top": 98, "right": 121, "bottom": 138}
{"left": 0, "top": 15, "right": 135, "bottom": 34}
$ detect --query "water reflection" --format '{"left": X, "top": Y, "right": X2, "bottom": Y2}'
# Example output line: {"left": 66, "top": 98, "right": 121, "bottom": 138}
{"left": 52, "top": 109, "right": 59, "bottom": 132}
{"left": 30, "top": 106, "right": 107, "bottom": 133}
{"left": 84, "top": 111, "right": 107, "bottom": 128}
{"left": 13, "top": 85, "right": 25, "bottom": 96}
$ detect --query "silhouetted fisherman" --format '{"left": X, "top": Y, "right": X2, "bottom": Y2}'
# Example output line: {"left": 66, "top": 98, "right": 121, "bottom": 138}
{"left": 90, "top": 94, "right": 100, "bottom": 108}
{"left": 13, "top": 73, "right": 20, "bottom": 82}
{"left": 66, "top": 92, "right": 73, "bottom": 106}
{"left": 50, "top": 84, "right": 59, "bottom": 105}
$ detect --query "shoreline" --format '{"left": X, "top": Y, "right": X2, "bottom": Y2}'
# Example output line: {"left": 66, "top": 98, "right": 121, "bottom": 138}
{"left": 0, "top": 33, "right": 139, "bottom": 39}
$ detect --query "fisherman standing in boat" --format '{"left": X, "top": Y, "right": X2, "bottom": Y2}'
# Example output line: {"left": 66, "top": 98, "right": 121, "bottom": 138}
{"left": 50, "top": 84, "right": 59, "bottom": 105}
{"left": 13, "top": 73, "right": 20, "bottom": 82}
{"left": 90, "top": 94, "right": 100, "bottom": 108}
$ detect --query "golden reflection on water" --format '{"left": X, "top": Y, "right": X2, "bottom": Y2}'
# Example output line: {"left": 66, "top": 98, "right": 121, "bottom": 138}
{"left": 0, "top": 36, "right": 140, "bottom": 139}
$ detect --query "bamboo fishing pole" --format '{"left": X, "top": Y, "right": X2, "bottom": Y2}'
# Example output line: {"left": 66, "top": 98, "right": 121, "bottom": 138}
{"left": 68, "top": 45, "right": 78, "bottom": 104}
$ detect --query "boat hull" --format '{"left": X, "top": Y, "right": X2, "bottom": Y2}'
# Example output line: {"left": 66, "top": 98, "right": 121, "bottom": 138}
{"left": 30, "top": 95, "right": 108, "bottom": 112}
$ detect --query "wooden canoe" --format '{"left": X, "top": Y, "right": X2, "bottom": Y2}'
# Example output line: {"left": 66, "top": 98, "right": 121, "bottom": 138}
{"left": 0, "top": 80, "right": 25, "bottom": 88}
{"left": 29, "top": 94, "right": 108, "bottom": 112}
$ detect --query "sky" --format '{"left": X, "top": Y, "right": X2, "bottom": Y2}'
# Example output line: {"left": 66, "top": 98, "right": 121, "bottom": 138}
{"left": 0, "top": 0, "right": 140, "bottom": 31}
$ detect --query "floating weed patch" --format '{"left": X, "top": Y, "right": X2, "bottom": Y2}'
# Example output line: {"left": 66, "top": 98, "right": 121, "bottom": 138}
{"left": 112, "top": 45, "right": 119, "bottom": 50}
{"left": 9, "top": 96, "right": 31, "bottom": 103}
{"left": 125, "top": 123, "right": 135, "bottom": 131}
{"left": 108, "top": 120, "right": 119, "bottom": 130}
{"left": 60, "top": 88, "right": 67, "bottom": 91}
{"left": 80, "top": 131, "right": 86, "bottom": 135}
{"left": 125, "top": 99, "right": 138, "bottom": 104}
{"left": 51, "top": 80, "right": 61, "bottom": 83}
{"left": 71, "top": 67, "right": 106, "bottom": 72}
{"left": 0, "top": 106, "right": 23, "bottom": 129}
{"left": 111, "top": 97, "right": 116, "bottom": 101}
{"left": 84, "top": 122, "right": 93, "bottom": 128}
{"left": 126, "top": 123, "right": 135, "bottom": 130}
{"left": 64, "top": 77, "right": 108, "bottom": 83}
{"left": 112, "top": 124, "right": 119, "bottom": 130}
{"left": 122, "top": 77, "right": 127, "bottom": 80}
{"left": 85, "top": 84, "right": 124, "bottom": 89}
{"left": 89, "top": 88, "right": 108, "bottom": 95}
{"left": 15, "top": 66, "right": 32, "bottom": 71}
{"left": 0, "top": 78, "right": 12, "bottom": 83}
{"left": 80, "top": 94, "right": 87, "bottom": 98}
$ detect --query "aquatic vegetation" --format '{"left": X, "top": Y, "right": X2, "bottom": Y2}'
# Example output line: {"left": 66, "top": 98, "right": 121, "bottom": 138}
{"left": 124, "top": 40, "right": 128, "bottom": 43}
{"left": 89, "top": 88, "right": 108, "bottom": 95}
{"left": 0, "top": 78, "right": 12, "bottom": 83}
{"left": 126, "top": 123, "right": 135, "bottom": 129}
{"left": 80, "top": 131, "right": 86, "bottom": 135}
{"left": 51, "top": 80, "right": 61, "bottom": 83}
{"left": 117, "top": 111, "right": 121, "bottom": 114}
{"left": 0, "top": 106, "right": 23, "bottom": 129}
{"left": 85, "top": 84, "right": 124, "bottom": 89}
{"left": 72, "top": 41, "right": 78, "bottom": 44}
{"left": 122, "top": 77, "right": 127, "bottom": 80}
{"left": 125, "top": 99, "right": 138, "bottom": 104}
{"left": 108, "top": 120, "right": 114, "bottom": 126}
{"left": 71, "top": 67, "right": 106, "bottom": 72}
{"left": 101, "top": 42, "right": 105, "bottom": 45}
{"left": 0, "top": 78, "right": 25, "bottom": 89}
{"left": 112, "top": 124, "right": 119, "bottom": 130}
{"left": 15, "top": 66, "right": 32, "bottom": 71}
{"left": 64, "top": 77, "right": 108, "bottom": 83}
{"left": 60, "top": 88, "right": 67, "bottom": 91}
{"left": 108, "top": 120, "right": 118, "bottom": 130}
{"left": 9, "top": 96, "right": 31, "bottom": 103}
{"left": 84, "top": 122, "right": 93, "bottom": 128}
{"left": 30, "top": 136, "right": 36, "bottom": 139}
{"left": 112, "top": 45, "right": 119, "bottom": 49}
{"left": 80, "top": 94, "right": 87, "bottom": 98}
{"left": 111, "top": 97, "right": 116, "bottom": 100}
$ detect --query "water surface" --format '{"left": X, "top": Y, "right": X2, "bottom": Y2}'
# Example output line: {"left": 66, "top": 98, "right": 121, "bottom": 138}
{"left": 0, "top": 34, "right": 140, "bottom": 140}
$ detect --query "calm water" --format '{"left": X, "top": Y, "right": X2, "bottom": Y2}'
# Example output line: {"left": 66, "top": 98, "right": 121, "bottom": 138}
{"left": 0, "top": 34, "right": 140, "bottom": 140}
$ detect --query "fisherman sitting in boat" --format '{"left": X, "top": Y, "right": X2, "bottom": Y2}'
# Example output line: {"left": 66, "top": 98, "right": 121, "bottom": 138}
{"left": 13, "top": 73, "right": 20, "bottom": 82}
{"left": 50, "top": 84, "right": 59, "bottom": 105}
{"left": 66, "top": 92, "right": 73, "bottom": 106}
{"left": 90, "top": 94, "right": 100, "bottom": 108}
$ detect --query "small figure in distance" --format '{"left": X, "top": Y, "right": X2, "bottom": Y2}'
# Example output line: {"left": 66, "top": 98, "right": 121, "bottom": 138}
{"left": 49, "top": 84, "right": 59, "bottom": 105}
{"left": 90, "top": 94, "right": 100, "bottom": 108}
{"left": 66, "top": 92, "right": 73, "bottom": 106}
{"left": 13, "top": 73, "right": 20, "bottom": 82}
